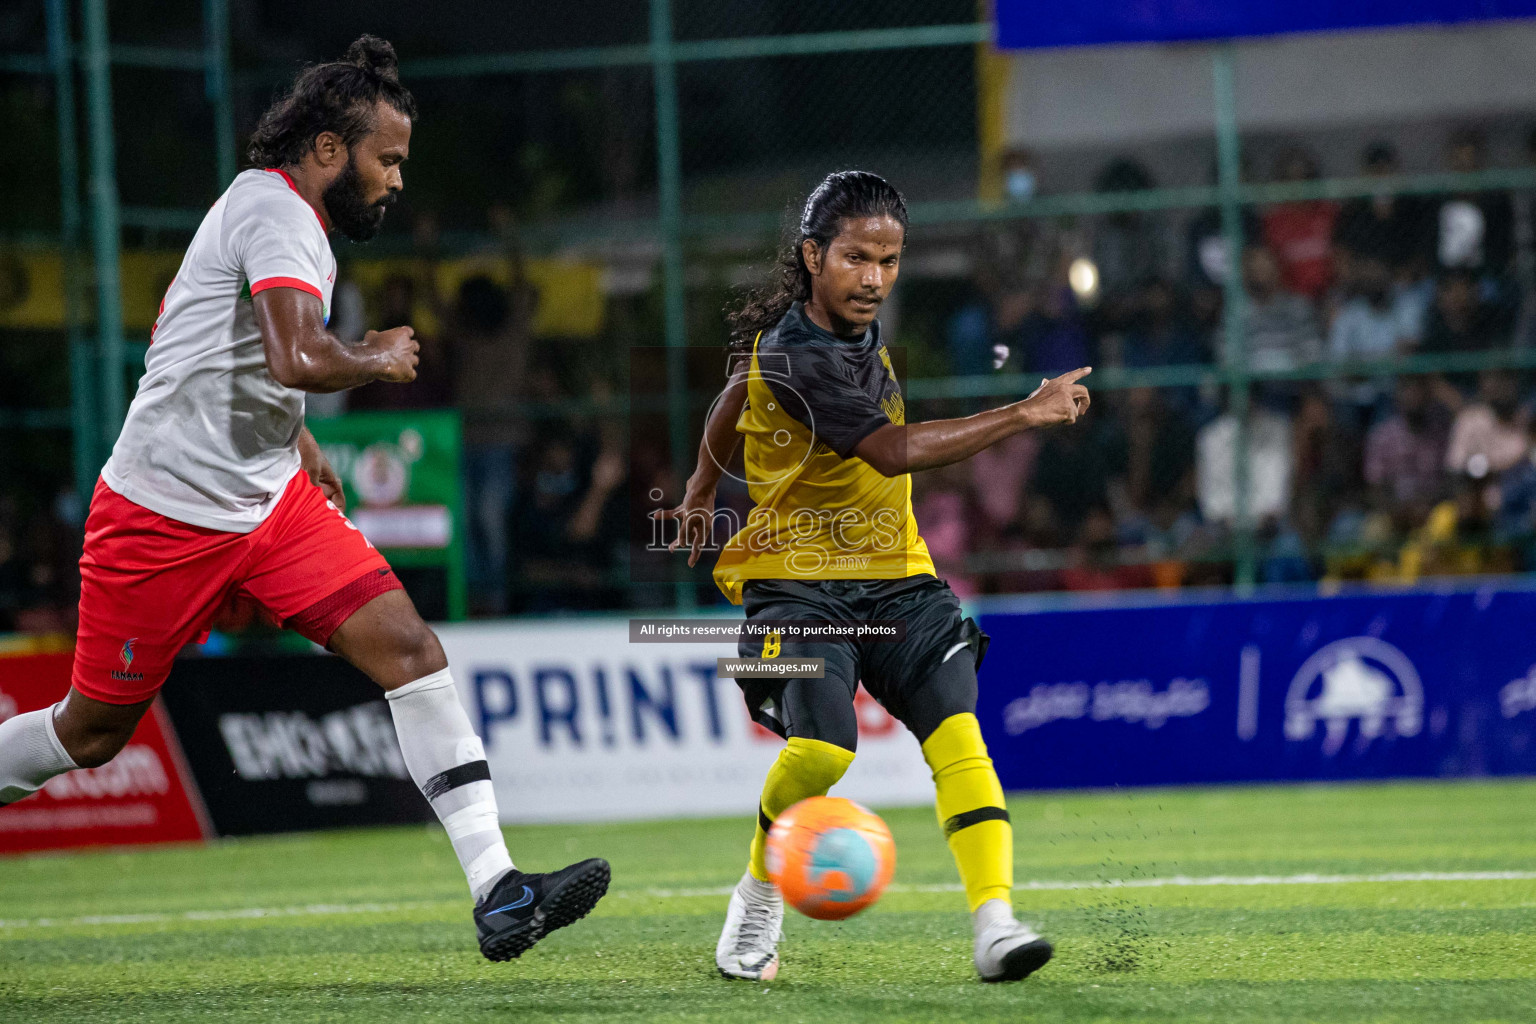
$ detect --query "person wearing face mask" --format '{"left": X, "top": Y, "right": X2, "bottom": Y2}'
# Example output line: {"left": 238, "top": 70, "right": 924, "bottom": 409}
{"left": 1000, "top": 148, "right": 1038, "bottom": 203}
{"left": 984, "top": 147, "right": 1060, "bottom": 303}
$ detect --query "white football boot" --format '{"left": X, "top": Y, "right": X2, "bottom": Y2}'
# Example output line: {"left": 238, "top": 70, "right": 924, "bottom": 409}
{"left": 973, "top": 898, "right": 1054, "bottom": 982}
{"left": 715, "top": 871, "right": 783, "bottom": 981}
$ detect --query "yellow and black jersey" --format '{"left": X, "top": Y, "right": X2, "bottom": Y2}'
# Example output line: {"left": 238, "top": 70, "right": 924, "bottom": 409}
{"left": 713, "top": 302, "right": 935, "bottom": 604}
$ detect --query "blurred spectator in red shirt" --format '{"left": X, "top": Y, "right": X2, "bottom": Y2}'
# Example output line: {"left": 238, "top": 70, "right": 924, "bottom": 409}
{"left": 1262, "top": 148, "right": 1338, "bottom": 301}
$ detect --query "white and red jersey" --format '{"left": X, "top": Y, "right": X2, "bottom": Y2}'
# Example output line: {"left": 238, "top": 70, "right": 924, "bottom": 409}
{"left": 102, "top": 168, "right": 336, "bottom": 533}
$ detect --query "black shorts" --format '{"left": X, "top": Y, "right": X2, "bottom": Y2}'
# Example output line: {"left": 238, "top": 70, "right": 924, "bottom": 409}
{"left": 735, "top": 574, "right": 989, "bottom": 750}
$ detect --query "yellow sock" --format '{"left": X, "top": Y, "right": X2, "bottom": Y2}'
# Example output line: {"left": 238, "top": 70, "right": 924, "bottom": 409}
{"left": 747, "top": 736, "right": 856, "bottom": 882}
{"left": 921, "top": 713, "right": 1012, "bottom": 911}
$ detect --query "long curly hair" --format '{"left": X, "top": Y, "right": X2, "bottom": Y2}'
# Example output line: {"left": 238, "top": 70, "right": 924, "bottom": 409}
{"left": 247, "top": 35, "right": 417, "bottom": 169}
{"left": 725, "top": 170, "right": 908, "bottom": 350}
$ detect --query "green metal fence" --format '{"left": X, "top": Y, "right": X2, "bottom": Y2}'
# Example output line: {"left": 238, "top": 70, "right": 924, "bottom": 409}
{"left": 7, "top": 1, "right": 1536, "bottom": 602}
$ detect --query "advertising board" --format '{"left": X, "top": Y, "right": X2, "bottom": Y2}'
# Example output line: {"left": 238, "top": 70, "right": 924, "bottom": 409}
{"left": 0, "top": 652, "right": 210, "bottom": 854}
{"left": 435, "top": 619, "right": 937, "bottom": 823}
{"left": 975, "top": 587, "right": 1536, "bottom": 788}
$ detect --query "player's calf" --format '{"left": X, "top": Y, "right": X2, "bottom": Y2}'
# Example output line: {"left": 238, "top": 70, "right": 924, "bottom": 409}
{"left": 383, "top": 668, "right": 516, "bottom": 896}
{"left": 332, "top": 590, "right": 614, "bottom": 958}
{"left": 52, "top": 690, "right": 151, "bottom": 768}
{"left": 379, "top": 663, "right": 612, "bottom": 959}
{"left": 1, "top": 687, "right": 157, "bottom": 806}
{"left": 919, "top": 709, "right": 1053, "bottom": 982}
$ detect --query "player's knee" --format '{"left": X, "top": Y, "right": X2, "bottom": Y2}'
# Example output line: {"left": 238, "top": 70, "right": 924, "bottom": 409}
{"left": 905, "top": 653, "right": 980, "bottom": 745}
{"left": 920, "top": 713, "right": 993, "bottom": 776}
{"left": 394, "top": 621, "right": 447, "bottom": 682}
{"left": 782, "top": 736, "right": 856, "bottom": 791}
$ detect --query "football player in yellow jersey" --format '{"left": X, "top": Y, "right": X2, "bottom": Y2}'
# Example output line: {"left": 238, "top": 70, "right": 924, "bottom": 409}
{"left": 657, "top": 171, "right": 1090, "bottom": 983}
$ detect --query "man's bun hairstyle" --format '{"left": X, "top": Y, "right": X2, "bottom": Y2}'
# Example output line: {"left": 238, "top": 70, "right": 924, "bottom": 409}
{"left": 247, "top": 34, "right": 416, "bottom": 169}
{"left": 346, "top": 34, "right": 401, "bottom": 82}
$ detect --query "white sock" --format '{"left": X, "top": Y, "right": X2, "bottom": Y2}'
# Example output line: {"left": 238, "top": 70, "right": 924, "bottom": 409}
{"left": 739, "top": 871, "right": 779, "bottom": 901}
{"left": 0, "top": 703, "right": 79, "bottom": 805}
{"left": 386, "top": 668, "right": 513, "bottom": 900}
{"left": 972, "top": 897, "right": 1014, "bottom": 936}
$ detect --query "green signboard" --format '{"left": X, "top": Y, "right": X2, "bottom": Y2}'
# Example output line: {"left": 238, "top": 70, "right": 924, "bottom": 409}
{"left": 308, "top": 410, "right": 466, "bottom": 621}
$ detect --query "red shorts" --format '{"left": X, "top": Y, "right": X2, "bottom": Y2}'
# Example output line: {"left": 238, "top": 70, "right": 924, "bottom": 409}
{"left": 73, "top": 472, "right": 402, "bottom": 704}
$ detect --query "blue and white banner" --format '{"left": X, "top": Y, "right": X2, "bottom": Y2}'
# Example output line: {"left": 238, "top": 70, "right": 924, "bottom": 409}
{"left": 976, "top": 587, "right": 1536, "bottom": 790}
{"left": 434, "top": 585, "right": 1536, "bottom": 819}
{"left": 434, "top": 619, "right": 935, "bottom": 824}
{"left": 995, "top": 1, "right": 1536, "bottom": 50}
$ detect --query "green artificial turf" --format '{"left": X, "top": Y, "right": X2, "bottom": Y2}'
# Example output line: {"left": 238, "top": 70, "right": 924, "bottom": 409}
{"left": 2, "top": 779, "right": 1533, "bottom": 1023}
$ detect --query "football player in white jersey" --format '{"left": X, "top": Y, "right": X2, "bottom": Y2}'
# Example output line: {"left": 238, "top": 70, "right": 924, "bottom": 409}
{"left": 0, "top": 35, "right": 609, "bottom": 962}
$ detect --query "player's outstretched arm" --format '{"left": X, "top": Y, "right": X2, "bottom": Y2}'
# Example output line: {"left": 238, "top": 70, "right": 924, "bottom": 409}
{"left": 255, "top": 286, "right": 419, "bottom": 393}
{"left": 853, "top": 367, "right": 1091, "bottom": 478}
{"left": 653, "top": 353, "right": 750, "bottom": 567}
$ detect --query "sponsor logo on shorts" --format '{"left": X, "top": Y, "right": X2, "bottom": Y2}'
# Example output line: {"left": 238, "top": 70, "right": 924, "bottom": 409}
{"left": 111, "top": 637, "right": 145, "bottom": 683}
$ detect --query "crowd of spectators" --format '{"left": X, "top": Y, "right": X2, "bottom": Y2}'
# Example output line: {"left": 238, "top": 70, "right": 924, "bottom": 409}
{"left": 925, "top": 131, "right": 1536, "bottom": 596}
{"left": 0, "top": 489, "right": 82, "bottom": 635}
{"left": 8, "top": 130, "right": 1536, "bottom": 631}
{"left": 326, "top": 210, "right": 639, "bottom": 617}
